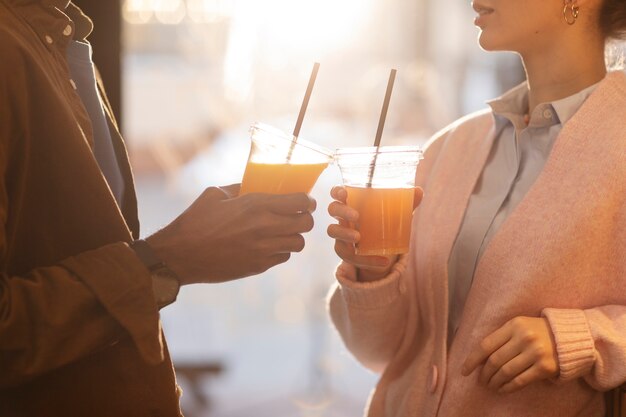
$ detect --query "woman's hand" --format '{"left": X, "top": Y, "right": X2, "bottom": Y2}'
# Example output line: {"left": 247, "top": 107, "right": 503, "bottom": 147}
{"left": 326, "top": 185, "right": 423, "bottom": 282}
{"left": 461, "top": 316, "right": 559, "bottom": 394}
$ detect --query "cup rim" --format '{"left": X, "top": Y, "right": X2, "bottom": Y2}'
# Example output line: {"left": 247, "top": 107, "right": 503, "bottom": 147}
{"left": 250, "top": 122, "right": 334, "bottom": 158}
{"left": 334, "top": 145, "right": 423, "bottom": 157}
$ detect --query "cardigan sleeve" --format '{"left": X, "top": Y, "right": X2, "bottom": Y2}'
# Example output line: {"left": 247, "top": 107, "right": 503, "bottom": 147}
{"left": 327, "top": 258, "right": 410, "bottom": 373}
{"left": 543, "top": 305, "right": 626, "bottom": 391}
{"left": 542, "top": 185, "right": 626, "bottom": 390}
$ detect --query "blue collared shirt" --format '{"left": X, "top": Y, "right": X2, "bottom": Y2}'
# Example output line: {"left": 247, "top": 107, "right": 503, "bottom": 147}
{"left": 66, "top": 39, "right": 125, "bottom": 207}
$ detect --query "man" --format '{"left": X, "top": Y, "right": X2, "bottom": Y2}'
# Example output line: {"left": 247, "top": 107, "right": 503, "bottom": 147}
{"left": 0, "top": 0, "right": 316, "bottom": 415}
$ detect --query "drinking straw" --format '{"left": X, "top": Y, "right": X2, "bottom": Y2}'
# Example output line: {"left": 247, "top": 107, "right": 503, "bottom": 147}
{"left": 366, "top": 68, "right": 397, "bottom": 187}
{"left": 287, "top": 62, "right": 321, "bottom": 162}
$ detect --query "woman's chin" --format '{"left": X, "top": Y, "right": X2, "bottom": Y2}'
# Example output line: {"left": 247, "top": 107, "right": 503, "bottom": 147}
{"left": 477, "top": 32, "right": 507, "bottom": 52}
{"left": 477, "top": 32, "right": 494, "bottom": 50}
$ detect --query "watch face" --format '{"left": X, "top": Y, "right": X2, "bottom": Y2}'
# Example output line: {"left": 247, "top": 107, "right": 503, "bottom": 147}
{"left": 152, "top": 267, "right": 180, "bottom": 306}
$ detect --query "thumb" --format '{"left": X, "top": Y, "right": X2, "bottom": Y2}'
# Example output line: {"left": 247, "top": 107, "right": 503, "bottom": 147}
{"left": 201, "top": 186, "right": 234, "bottom": 201}
{"left": 218, "top": 183, "right": 241, "bottom": 199}
{"left": 413, "top": 187, "right": 424, "bottom": 210}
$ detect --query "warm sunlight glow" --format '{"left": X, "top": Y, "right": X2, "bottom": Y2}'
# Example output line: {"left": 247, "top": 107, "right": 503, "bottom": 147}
{"left": 154, "top": 0, "right": 186, "bottom": 25}
{"left": 187, "top": 0, "right": 231, "bottom": 23}
{"left": 123, "top": 0, "right": 376, "bottom": 102}
{"left": 222, "top": 0, "right": 374, "bottom": 102}
{"left": 122, "top": 0, "right": 154, "bottom": 24}
{"left": 123, "top": 0, "right": 374, "bottom": 51}
{"left": 254, "top": 0, "right": 373, "bottom": 54}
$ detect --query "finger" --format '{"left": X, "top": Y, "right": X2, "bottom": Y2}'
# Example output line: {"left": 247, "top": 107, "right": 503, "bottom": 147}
{"left": 330, "top": 185, "right": 347, "bottom": 203}
{"left": 264, "top": 193, "right": 317, "bottom": 214}
{"left": 263, "top": 234, "right": 306, "bottom": 254}
{"left": 218, "top": 183, "right": 241, "bottom": 198}
{"left": 478, "top": 340, "right": 523, "bottom": 386}
{"left": 463, "top": 322, "right": 514, "bottom": 376}
{"left": 328, "top": 201, "right": 359, "bottom": 223}
{"left": 327, "top": 224, "right": 360, "bottom": 244}
{"left": 488, "top": 350, "right": 535, "bottom": 391}
{"left": 413, "top": 187, "right": 424, "bottom": 210}
{"left": 200, "top": 186, "right": 231, "bottom": 201}
{"left": 253, "top": 211, "right": 313, "bottom": 237}
{"left": 273, "top": 212, "right": 315, "bottom": 236}
{"left": 334, "top": 240, "right": 390, "bottom": 269}
{"left": 498, "top": 363, "right": 544, "bottom": 394}
{"left": 262, "top": 253, "right": 292, "bottom": 272}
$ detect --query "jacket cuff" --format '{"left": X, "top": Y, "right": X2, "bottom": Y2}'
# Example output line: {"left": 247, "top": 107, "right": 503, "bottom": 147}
{"left": 335, "top": 256, "right": 408, "bottom": 309}
{"left": 542, "top": 308, "right": 596, "bottom": 381}
{"left": 61, "top": 242, "right": 164, "bottom": 365}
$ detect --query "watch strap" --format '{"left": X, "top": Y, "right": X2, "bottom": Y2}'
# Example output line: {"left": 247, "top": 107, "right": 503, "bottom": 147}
{"left": 130, "top": 239, "right": 180, "bottom": 308}
{"left": 129, "top": 239, "right": 164, "bottom": 272}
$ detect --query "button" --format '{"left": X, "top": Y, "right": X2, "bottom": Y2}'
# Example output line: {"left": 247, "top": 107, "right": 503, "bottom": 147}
{"left": 44, "top": 35, "right": 53, "bottom": 44}
{"left": 429, "top": 364, "right": 438, "bottom": 393}
{"left": 63, "top": 25, "right": 72, "bottom": 36}
{"left": 542, "top": 109, "right": 553, "bottom": 119}
{"left": 69, "top": 79, "right": 77, "bottom": 89}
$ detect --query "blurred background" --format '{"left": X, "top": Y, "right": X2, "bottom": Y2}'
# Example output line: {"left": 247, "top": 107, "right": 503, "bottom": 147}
{"left": 75, "top": 0, "right": 530, "bottom": 416}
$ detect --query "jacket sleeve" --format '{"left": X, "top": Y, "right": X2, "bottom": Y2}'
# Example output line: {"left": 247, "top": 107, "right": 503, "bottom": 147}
{"left": 327, "top": 129, "right": 451, "bottom": 374}
{"left": 0, "top": 29, "right": 164, "bottom": 390}
{"left": 0, "top": 243, "right": 165, "bottom": 389}
{"left": 543, "top": 305, "right": 626, "bottom": 391}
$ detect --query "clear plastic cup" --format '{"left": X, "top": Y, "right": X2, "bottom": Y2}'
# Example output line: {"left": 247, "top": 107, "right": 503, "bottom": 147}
{"left": 240, "top": 123, "right": 334, "bottom": 195}
{"left": 335, "top": 146, "right": 423, "bottom": 256}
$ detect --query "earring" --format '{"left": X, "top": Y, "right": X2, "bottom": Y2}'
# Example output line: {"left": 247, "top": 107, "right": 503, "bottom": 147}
{"left": 563, "top": 2, "right": 580, "bottom": 25}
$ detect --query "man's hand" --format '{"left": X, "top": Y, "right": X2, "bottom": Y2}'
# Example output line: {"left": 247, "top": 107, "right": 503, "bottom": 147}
{"left": 146, "top": 184, "right": 316, "bottom": 285}
{"left": 462, "top": 316, "right": 559, "bottom": 394}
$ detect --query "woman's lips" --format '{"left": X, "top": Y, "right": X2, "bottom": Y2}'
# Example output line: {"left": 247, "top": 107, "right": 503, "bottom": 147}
{"left": 472, "top": 3, "right": 494, "bottom": 26}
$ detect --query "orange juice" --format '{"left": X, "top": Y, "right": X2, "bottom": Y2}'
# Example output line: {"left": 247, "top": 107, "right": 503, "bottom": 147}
{"left": 240, "top": 161, "right": 328, "bottom": 195}
{"left": 346, "top": 186, "right": 415, "bottom": 256}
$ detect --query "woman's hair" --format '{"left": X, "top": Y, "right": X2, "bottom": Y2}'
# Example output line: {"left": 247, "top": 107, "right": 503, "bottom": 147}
{"left": 599, "top": 0, "right": 626, "bottom": 40}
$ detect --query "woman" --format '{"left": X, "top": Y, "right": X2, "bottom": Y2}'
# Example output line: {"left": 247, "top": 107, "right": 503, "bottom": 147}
{"left": 327, "top": 0, "right": 626, "bottom": 416}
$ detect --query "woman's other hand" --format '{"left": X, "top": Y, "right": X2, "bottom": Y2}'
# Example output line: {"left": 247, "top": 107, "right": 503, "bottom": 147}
{"left": 462, "top": 316, "right": 559, "bottom": 393}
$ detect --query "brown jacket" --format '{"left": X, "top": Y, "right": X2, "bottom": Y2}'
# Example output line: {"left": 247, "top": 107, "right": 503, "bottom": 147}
{"left": 0, "top": 0, "right": 182, "bottom": 415}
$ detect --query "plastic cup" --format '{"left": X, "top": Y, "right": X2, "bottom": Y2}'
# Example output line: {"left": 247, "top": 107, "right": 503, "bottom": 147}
{"left": 335, "top": 146, "right": 423, "bottom": 256}
{"left": 240, "top": 123, "right": 333, "bottom": 195}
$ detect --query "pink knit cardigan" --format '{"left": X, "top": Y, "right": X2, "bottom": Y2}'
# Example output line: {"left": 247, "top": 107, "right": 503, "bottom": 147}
{"left": 328, "top": 71, "right": 626, "bottom": 417}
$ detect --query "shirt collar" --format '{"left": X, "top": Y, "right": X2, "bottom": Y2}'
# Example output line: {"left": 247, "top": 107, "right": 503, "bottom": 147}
{"left": 551, "top": 82, "right": 599, "bottom": 125}
{"left": 5, "top": 0, "right": 70, "bottom": 7}
{"left": 488, "top": 79, "right": 601, "bottom": 131}
{"left": 488, "top": 82, "right": 532, "bottom": 131}
{"left": 44, "top": 0, "right": 71, "bottom": 9}
{"left": 4, "top": 0, "right": 93, "bottom": 51}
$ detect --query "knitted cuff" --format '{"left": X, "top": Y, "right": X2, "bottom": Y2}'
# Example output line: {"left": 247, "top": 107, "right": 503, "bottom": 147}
{"left": 334, "top": 257, "right": 408, "bottom": 309}
{"left": 542, "top": 308, "right": 596, "bottom": 381}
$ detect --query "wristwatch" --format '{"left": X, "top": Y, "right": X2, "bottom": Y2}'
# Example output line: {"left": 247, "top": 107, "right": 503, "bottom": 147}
{"left": 129, "top": 239, "right": 180, "bottom": 308}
